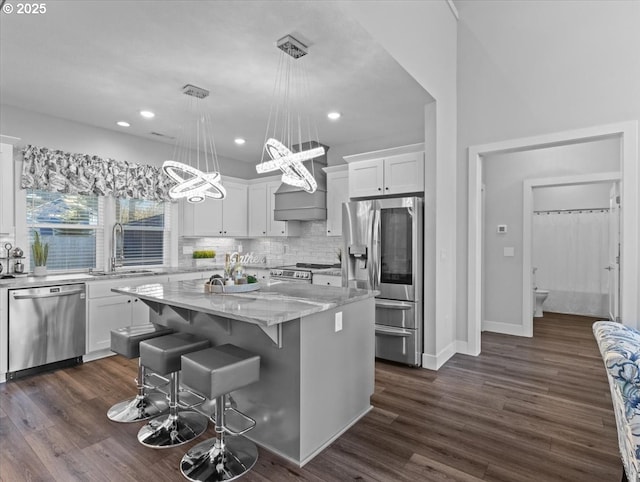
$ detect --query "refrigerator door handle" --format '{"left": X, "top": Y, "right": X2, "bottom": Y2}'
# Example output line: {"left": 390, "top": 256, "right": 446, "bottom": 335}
{"left": 375, "top": 300, "right": 413, "bottom": 310}
{"left": 375, "top": 325, "right": 412, "bottom": 337}
{"left": 371, "top": 208, "right": 381, "bottom": 288}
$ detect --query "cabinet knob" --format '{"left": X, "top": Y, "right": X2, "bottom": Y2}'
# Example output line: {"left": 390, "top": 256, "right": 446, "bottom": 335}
{"left": 378, "top": 187, "right": 381, "bottom": 191}
{"left": 224, "top": 231, "right": 227, "bottom": 234}
{"left": 327, "top": 230, "right": 331, "bottom": 233}
{"left": 127, "top": 299, "right": 131, "bottom": 303}
{"left": 385, "top": 187, "right": 389, "bottom": 190}
{"left": 219, "top": 231, "right": 223, "bottom": 234}
{"left": 134, "top": 299, "right": 138, "bottom": 302}
{"left": 281, "top": 231, "right": 284, "bottom": 234}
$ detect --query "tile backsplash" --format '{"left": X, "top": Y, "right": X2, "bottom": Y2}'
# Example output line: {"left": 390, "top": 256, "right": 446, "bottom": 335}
{"left": 179, "top": 220, "right": 342, "bottom": 268}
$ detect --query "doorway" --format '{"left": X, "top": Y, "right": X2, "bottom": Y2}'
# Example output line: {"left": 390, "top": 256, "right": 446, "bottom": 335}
{"left": 523, "top": 175, "right": 620, "bottom": 336}
{"left": 467, "top": 121, "right": 638, "bottom": 355}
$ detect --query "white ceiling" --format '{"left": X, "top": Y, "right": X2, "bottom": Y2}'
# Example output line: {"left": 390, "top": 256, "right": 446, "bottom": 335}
{"left": 0, "top": 0, "right": 433, "bottom": 164}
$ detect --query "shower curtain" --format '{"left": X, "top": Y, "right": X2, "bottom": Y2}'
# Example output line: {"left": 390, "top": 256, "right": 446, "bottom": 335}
{"left": 532, "top": 210, "right": 609, "bottom": 317}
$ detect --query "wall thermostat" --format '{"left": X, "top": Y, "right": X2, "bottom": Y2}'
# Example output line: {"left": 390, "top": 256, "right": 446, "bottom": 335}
{"left": 497, "top": 224, "right": 508, "bottom": 234}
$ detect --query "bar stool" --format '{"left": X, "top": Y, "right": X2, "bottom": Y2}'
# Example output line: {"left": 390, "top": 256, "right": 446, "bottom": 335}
{"left": 137, "top": 333, "right": 211, "bottom": 448}
{"left": 179, "top": 344, "right": 261, "bottom": 482}
{"left": 108, "top": 324, "right": 174, "bottom": 423}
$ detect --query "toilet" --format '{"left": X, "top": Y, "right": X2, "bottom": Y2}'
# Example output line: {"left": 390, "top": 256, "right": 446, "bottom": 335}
{"left": 534, "top": 289, "right": 549, "bottom": 317}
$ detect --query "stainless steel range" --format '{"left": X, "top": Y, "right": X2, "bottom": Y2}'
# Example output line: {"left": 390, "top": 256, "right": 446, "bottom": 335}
{"left": 270, "top": 263, "right": 336, "bottom": 283}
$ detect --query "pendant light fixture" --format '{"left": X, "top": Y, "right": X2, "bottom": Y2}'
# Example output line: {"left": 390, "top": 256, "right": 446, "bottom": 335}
{"left": 162, "top": 84, "right": 226, "bottom": 203}
{"left": 256, "top": 35, "right": 324, "bottom": 193}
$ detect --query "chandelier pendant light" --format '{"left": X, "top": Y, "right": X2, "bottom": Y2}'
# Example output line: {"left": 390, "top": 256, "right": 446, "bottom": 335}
{"left": 162, "top": 84, "right": 226, "bottom": 203}
{"left": 256, "top": 34, "right": 324, "bottom": 193}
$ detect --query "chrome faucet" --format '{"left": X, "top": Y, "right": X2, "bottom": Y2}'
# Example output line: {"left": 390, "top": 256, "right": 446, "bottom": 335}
{"left": 110, "top": 222, "right": 124, "bottom": 271}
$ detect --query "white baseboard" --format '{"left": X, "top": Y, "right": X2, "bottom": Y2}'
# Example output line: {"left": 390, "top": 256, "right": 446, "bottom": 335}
{"left": 482, "top": 320, "right": 530, "bottom": 337}
{"left": 83, "top": 349, "right": 116, "bottom": 362}
{"left": 455, "top": 340, "right": 475, "bottom": 356}
{"left": 422, "top": 341, "right": 456, "bottom": 370}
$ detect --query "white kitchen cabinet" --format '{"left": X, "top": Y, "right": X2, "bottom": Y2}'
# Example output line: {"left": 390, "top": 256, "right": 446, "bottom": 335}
{"left": 182, "top": 180, "right": 248, "bottom": 237}
{"left": 247, "top": 180, "right": 300, "bottom": 237}
{"left": 86, "top": 275, "right": 164, "bottom": 353}
{"left": 0, "top": 287, "right": 7, "bottom": 379}
{"left": 0, "top": 143, "right": 15, "bottom": 235}
{"left": 324, "top": 165, "right": 349, "bottom": 237}
{"left": 346, "top": 144, "right": 424, "bottom": 198}
{"left": 87, "top": 295, "right": 141, "bottom": 352}
{"left": 312, "top": 274, "right": 342, "bottom": 287}
{"left": 248, "top": 183, "right": 268, "bottom": 236}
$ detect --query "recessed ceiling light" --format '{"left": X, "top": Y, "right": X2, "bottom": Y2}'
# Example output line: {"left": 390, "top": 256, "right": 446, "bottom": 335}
{"left": 116, "top": 121, "right": 130, "bottom": 127}
{"left": 140, "top": 110, "right": 155, "bottom": 119}
{"left": 234, "top": 138, "right": 246, "bottom": 145}
{"left": 327, "top": 112, "right": 341, "bottom": 120}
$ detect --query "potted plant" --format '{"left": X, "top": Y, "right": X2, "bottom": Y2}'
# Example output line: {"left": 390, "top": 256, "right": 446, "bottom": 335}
{"left": 192, "top": 249, "right": 216, "bottom": 267}
{"left": 32, "top": 231, "right": 49, "bottom": 276}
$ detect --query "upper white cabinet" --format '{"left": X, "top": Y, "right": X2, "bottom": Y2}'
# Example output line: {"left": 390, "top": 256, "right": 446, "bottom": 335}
{"left": 248, "top": 183, "right": 268, "bottom": 236}
{"left": 0, "top": 143, "right": 15, "bottom": 235}
{"left": 182, "top": 180, "right": 248, "bottom": 237}
{"left": 345, "top": 144, "right": 425, "bottom": 199}
{"left": 248, "top": 179, "right": 300, "bottom": 237}
{"left": 323, "top": 165, "right": 349, "bottom": 237}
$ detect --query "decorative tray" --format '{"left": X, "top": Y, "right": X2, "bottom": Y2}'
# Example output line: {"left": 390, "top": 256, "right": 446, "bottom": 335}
{"left": 204, "top": 282, "right": 261, "bottom": 294}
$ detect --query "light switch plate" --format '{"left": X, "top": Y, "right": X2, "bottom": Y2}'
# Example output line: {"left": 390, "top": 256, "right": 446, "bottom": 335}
{"left": 504, "top": 247, "right": 515, "bottom": 257}
{"left": 335, "top": 312, "right": 343, "bottom": 332}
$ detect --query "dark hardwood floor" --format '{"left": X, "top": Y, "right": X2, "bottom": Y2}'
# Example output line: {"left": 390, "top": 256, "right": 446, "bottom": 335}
{"left": 0, "top": 312, "right": 621, "bottom": 481}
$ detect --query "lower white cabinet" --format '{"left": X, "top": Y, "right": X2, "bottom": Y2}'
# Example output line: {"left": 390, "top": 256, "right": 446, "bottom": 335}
{"left": 312, "top": 274, "right": 342, "bottom": 287}
{"left": 87, "top": 275, "right": 164, "bottom": 353}
{"left": 88, "top": 295, "right": 148, "bottom": 352}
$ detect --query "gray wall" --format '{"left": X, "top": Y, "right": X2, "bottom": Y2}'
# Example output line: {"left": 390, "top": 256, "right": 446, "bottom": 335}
{"left": 533, "top": 184, "right": 611, "bottom": 212}
{"left": 482, "top": 137, "right": 619, "bottom": 327}
{"left": 1, "top": 104, "right": 256, "bottom": 179}
{"left": 456, "top": 0, "right": 640, "bottom": 341}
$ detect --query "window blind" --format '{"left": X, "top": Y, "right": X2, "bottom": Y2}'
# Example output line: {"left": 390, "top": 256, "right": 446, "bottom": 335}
{"left": 26, "top": 190, "right": 103, "bottom": 271}
{"left": 116, "top": 199, "right": 169, "bottom": 266}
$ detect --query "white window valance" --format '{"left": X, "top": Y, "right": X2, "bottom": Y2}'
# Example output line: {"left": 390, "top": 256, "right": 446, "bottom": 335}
{"left": 21, "top": 145, "right": 174, "bottom": 201}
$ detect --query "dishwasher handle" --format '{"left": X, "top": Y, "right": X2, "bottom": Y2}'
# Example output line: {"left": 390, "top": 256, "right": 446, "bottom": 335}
{"left": 12, "top": 288, "right": 85, "bottom": 300}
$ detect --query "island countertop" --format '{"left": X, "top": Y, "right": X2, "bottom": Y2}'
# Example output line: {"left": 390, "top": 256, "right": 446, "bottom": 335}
{"left": 113, "top": 280, "right": 377, "bottom": 327}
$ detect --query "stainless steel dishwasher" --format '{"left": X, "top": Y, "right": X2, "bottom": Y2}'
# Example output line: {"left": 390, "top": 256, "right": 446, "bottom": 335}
{"left": 8, "top": 283, "right": 86, "bottom": 378}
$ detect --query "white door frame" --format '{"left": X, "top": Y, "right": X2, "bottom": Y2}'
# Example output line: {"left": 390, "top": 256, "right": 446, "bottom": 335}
{"left": 468, "top": 121, "right": 638, "bottom": 355}
{"left": 522, "top": 173, "right": 621, "bottom": 337}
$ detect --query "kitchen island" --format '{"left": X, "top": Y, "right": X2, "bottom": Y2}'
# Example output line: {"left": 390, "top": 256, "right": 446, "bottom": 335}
{"left": 113, "top": 280, "right": 376, "bottom": 467}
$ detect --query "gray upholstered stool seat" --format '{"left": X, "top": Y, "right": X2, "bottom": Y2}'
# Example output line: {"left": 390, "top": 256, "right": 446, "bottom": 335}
{"left": 107, "top": 324, "right": 174, "bottom": 423}
{"left": 137, "top": 333, "right": 211, "bottom": 449}
{"left": 180, "top": 344, "right": 260, "bottom": 482}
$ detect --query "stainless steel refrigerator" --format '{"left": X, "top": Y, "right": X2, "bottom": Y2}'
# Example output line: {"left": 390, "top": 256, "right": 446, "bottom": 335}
{"left": 342, "top": 197, "right": 423, "bottom": 366}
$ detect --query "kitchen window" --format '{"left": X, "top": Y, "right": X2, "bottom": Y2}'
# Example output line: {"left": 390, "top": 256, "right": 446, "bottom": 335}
{"left": 115, "top": 198, "right": 169, "bottom": 267}
{"left": 26, "top": 190, "right": 102, "bottom": 271}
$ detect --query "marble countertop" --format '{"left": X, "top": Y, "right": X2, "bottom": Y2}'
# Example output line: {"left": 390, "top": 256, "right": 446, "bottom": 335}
{"left": 113, "top": 280, "right": 377, "bottom": 327}
{"left": 0, "top": 264, "right": 273, "bottom": 289}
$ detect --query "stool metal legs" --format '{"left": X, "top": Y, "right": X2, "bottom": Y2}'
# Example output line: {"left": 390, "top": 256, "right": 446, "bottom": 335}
{"left": 180, "top": 394, "right": 258, "bottom": 482}
{"left": 137, "top": 372, "right": 208, "bottom": 448}
{"left": 107, "top": 360, "right": 169, "bottom": 423}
